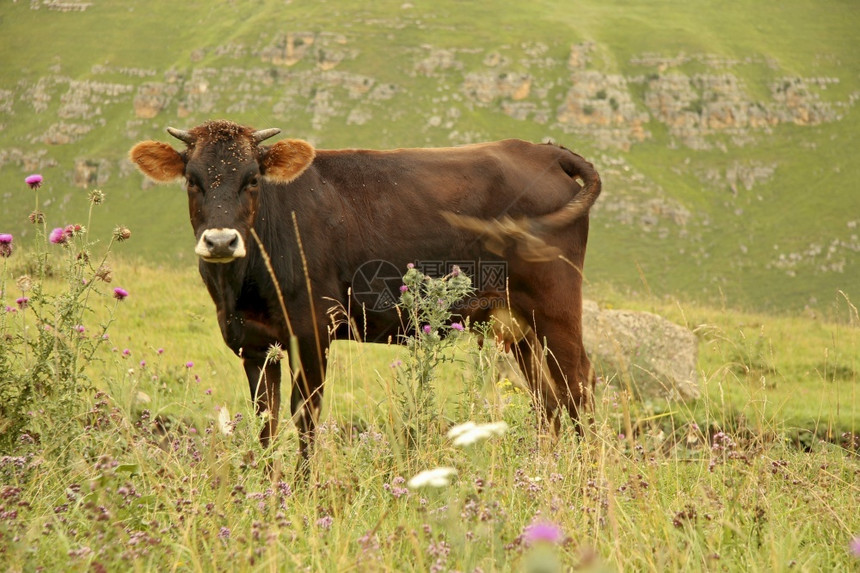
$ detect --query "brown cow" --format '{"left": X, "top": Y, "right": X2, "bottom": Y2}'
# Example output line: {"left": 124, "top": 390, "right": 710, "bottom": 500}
{"left": 130, "top": 120, "right": 601, "bottom": 474}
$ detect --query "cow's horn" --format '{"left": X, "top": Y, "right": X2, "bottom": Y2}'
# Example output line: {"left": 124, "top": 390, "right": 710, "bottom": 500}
{"left": 252, "top": 128, "right": 281, "bottom": 143}
{"left": 167, "top": 127, "right": 194, "bottom": 144}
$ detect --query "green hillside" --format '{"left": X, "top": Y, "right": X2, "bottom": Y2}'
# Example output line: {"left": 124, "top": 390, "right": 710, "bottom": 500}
{"left": 1, "top": 0, "right": 858, "bottom": 312}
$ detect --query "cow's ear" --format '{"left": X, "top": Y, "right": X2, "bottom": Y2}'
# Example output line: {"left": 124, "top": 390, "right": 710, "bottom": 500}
{"left": 262, "top": 139, "right": 315, "bottom": 183}
{"left": 129, "top": 141, "right": 185, "bottom": 182}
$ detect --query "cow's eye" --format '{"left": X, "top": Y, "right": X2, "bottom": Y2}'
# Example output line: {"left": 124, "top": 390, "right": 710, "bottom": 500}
{"left": 187, "top": 180, "right": 202, "bottom": 193}
{"left": 247, "top": 176, "right": 260, "bottom": 189}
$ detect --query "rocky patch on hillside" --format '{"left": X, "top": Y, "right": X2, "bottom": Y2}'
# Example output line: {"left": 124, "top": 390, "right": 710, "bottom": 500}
{"left": 639, "top": 73, "right": 846, "bottom": 150}
{"left": 31, "top": 0, "right": 92, "bottom": 11}
{"left": 9, "top": 35, "right": 853, "bottom": 154}
{"left": 3, "top": 32, "right": 856, "bottom": 249}
{"left": 259, "top": 32, "right": 357, "bottom": 70}
{"left": 555, "top": 71, "right": 650, "bottom": 151}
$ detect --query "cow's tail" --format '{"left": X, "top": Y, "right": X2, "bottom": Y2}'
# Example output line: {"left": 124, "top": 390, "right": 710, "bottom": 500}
{"left": 442, "top": 147, "right": 601, "bottom": 262}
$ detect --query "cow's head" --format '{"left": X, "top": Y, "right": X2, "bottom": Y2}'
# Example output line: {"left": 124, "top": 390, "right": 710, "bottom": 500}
{"left": 129, "top": 120, "right": 315, "bottom": 263}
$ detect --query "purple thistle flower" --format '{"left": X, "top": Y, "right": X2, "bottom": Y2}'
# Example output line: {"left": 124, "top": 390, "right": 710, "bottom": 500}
{"left": 218, "top": 526, "right": 230, "bottom": 540}
{"left": 122, "top": 349, "right": 131, "bottom": 357}
{"left": 400, "top": 284, "right": 408, "bottom": 293}
{"left": 157, "top": 348, "right": 164, "bottom": 355}
{"left": 0, "top": 234, "right": 12, "bottom": 258}
{"left": 74, "top": 325, "right": 85, "bottom": 333}
{"left": 523, "top": 521, "right": 563, "bottom": 545}
{"left": 49, "top": 227, "right": 67, "bottom": 245}
{"left": 422, "top": 324, "right": 432, "bottom": 334}
{"left": 185, "top": 361, "right": 194, "bottom": 369}
{"left": 113, "top": 287, "right": 128, "bottom": 301}
{"left": 25, "top": 174, "right": 43, "bottom": 190}
{"left": 16, "top": 296, "right": 29, "bottom": 310}
{"left": 407, "top": 263, "right": 415, "bottom": 269}
{"left": 851, "top": 535, "right": 860, "bottom": 558}
{"left": 450, "top": 322, "right": 464, "bottom": 331}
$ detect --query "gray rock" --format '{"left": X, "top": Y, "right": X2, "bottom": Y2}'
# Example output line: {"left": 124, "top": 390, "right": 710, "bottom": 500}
{"left": 493, "top": 300, "right": 700, "bottom": 404}
{"left": 582, "top": 300, "right": 700, "bottom": 402}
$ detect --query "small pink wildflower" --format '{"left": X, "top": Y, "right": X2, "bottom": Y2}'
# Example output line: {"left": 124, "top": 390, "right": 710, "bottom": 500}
{"left": 0, "top": 234, "right": 12, "bottom": 258}
{"left": 16, "top": 296, "right": 29, "bottom": 310}
{"left": 49, "top": 227, "right": 67, "bottom": 244}
{"left": 122, "top": 349, "right": 131, "bottom": 357}
{"left": 185, "top": 361, "right": 194, "bottom": 368}
{"left": 25, "top": 174, "right": 43, "bottom": 190}
{"left": 450, "top": 322, "right": 464, "bottom": 331}
{"left": 113, "top": 287, "right": 128, "bottom": 301}
{"left": 399, "top": 285, "right": 408, "bottom": 293}
{"left": 850, "top": 535, "right": 860, "bottom": 558}
{"left": 422, "top": 325, "right": 432, "bottom": 334}
{"left": 523, "top": 521, "right": 563, "bottom": 545}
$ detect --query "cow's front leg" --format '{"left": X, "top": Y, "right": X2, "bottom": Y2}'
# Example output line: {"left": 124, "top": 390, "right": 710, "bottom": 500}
{"left": 243, "top": 357, "right": 282, "bottom": 448}
{"left": 290, "top": 339, "right": 326, "bottom": 479}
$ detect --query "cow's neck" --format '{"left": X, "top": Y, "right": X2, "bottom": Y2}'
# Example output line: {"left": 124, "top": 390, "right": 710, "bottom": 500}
{"left": 199, "top": 257, "right": 247, "bottom": 309}
{"left": 250, "top": 183, "right": 302, "bottom": 298}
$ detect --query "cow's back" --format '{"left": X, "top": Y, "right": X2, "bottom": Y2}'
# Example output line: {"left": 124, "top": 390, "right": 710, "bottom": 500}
{"left": 304, "top": 140, "right": 583, "bottom": 221}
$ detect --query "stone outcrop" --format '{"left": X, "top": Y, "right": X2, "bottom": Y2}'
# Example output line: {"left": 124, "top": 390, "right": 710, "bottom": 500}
{"left": 556, "top": 71, "right": 651, "bottom": 150}
{"left": 259, "top": 32, "right": 354, "bottom": 70}
{"left": 581, "top": 301, "right": 701, "bottom": 402}
{"left": 463, "top": 71, "right": 532, "bottom": 103}
{"left": 495, "top": 301, "right": 701, "bottom": 403}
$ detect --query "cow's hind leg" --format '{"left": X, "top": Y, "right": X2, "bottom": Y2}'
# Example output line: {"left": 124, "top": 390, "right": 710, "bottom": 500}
{"left": 537, "top": 314, "right": 595, "bottom": 432}
{"left": 244, "top": 358, "right": 282, "bottom": 448}
{"left": 511, "top": 313, "right": 594, "bottom": 434}
{"left": 512, "top": 333, "right": 562, "bottom": 435}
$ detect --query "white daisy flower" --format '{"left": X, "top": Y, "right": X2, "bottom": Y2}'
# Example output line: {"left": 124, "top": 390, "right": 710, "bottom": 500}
{"left": 407, "top": 467, "right": 457, "bottom": 489}
{"left": 217, "top": 405, "right": 233, "bottom": 436}
{"left": 448, "top": 421, "right": 509, "bottom": 447}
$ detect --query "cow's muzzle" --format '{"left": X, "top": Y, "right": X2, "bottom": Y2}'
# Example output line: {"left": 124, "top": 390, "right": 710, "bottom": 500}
{"left": 195, "top": 228, "right": 247, "bottom": 262}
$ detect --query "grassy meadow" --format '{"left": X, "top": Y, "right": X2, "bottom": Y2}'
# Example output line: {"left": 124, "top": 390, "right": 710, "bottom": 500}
{"left": 0, "top": 225, "right": 857, "bottom": 571}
